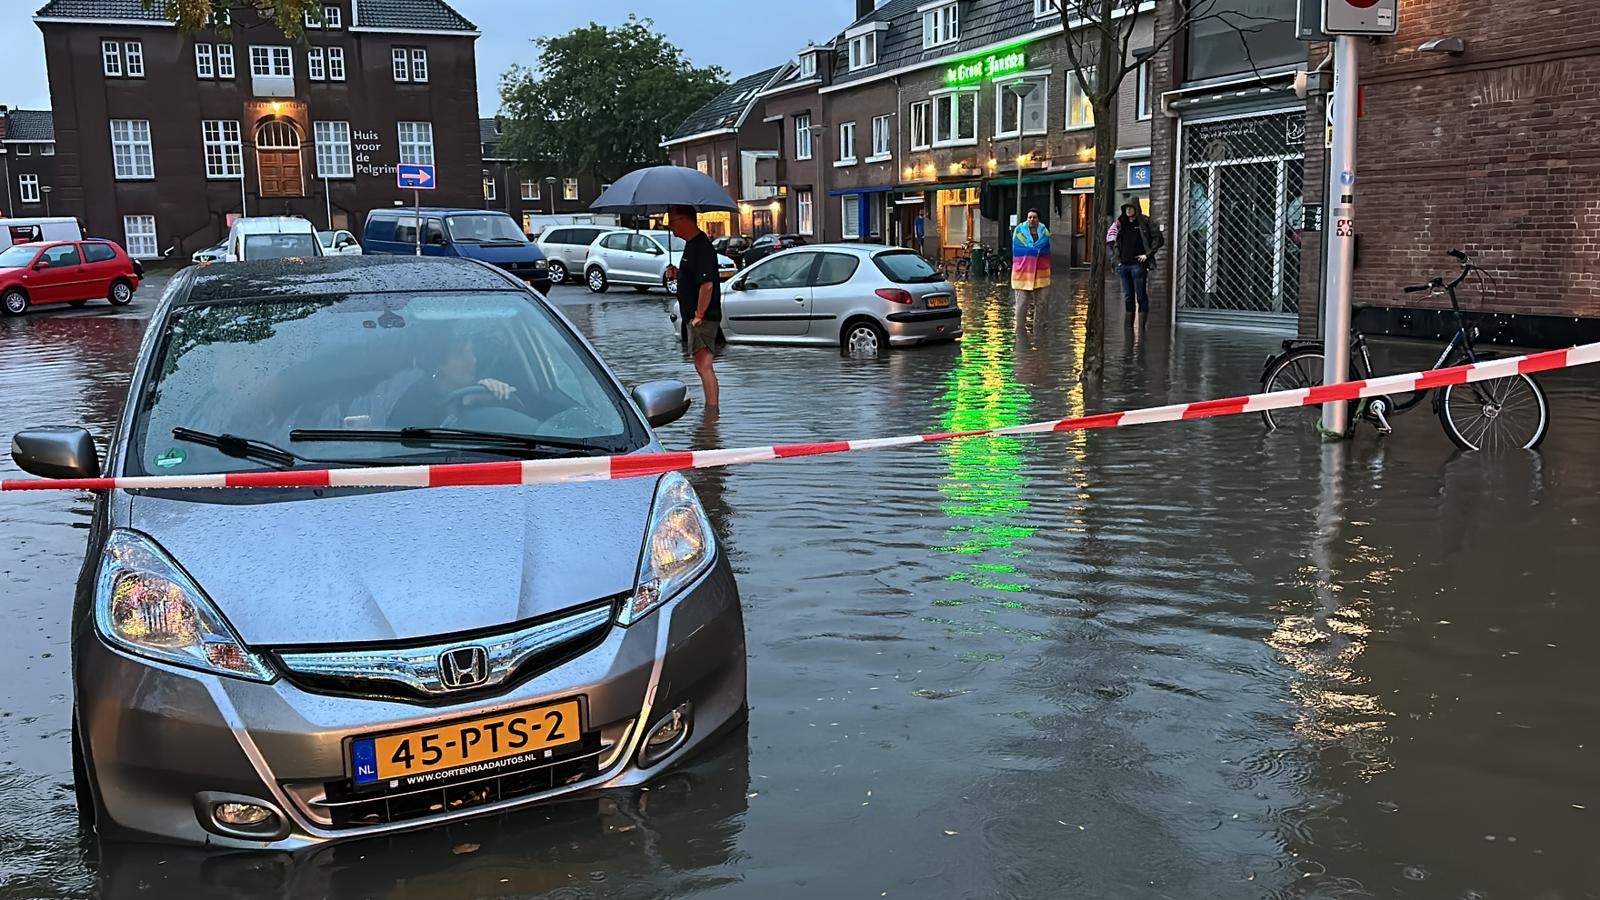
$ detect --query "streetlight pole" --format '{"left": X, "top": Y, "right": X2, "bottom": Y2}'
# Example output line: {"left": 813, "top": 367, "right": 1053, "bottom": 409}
{"left": 42, "top": 185, "right": 52, "bottom": 217}
{"left": 1321, "top": 35, "right": 1360, "bottom": 438}
{"left": 544, "top": 176, "right": 557, "bottom": 218}
{"left": 1005, "top": 81, "right": 1038, "bottom": 233}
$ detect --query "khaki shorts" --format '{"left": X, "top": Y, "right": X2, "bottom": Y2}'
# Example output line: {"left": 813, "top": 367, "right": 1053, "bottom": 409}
{"left": 686, "top": 319, "right": 720, "bottom": 355}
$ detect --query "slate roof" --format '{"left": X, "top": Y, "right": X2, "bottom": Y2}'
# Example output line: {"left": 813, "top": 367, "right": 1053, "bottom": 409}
{"left": 34, "top": 0, "right": 477, "bottom": 31}
{"left": 829, "top": 0, "right": 1057, "bottom": 89}
{"left": 665, "top": 66, "right": 787, "bottom": 144}
{"left": 480, "top": 117, "right": 502, "bottom": 157}
{"left": 4, "top": 109, "right": 55, "bottom": 142}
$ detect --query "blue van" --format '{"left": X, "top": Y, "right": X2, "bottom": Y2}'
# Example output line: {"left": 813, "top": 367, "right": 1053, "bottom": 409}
{"left": 362, "top": 208, "right": 551, "bottom": 292}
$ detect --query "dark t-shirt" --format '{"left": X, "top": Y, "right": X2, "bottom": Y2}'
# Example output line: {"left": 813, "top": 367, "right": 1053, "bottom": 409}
{"left": 1118, "top": 216, "right": 1148, "bottom": 265}
{"left": 676, "top": 233, "right": 722, "bottom": 323}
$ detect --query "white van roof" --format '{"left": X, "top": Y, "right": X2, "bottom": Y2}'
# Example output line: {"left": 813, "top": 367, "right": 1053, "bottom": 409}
{"left": 0, "top": 217, "right": 79, "bottom": 228}
{"left": 230, "top": 216, "right": 316, "bottom": 234}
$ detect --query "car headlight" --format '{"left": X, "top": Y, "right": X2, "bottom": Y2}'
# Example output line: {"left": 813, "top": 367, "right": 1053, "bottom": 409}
{"left": 619, "top": 472, "right": 715, "bottom": 626}
{"left": 94, "top": 530, "right": 274, "bottom": 682}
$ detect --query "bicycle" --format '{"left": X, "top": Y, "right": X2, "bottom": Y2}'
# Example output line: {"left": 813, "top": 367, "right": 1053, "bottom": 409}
{"left": 1259, "top": 249, "right": 1550, "bottom": 450}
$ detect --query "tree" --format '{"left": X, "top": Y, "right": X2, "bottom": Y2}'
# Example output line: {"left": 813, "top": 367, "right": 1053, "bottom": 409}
{"left": 498, "top": 17, "right": 727, "bottom": 184}
{"left": 149, "top": 0, "right": 321, "bottom": 35}
{"left": 1056, "top": 0, "right": 1283, "bottom": 380}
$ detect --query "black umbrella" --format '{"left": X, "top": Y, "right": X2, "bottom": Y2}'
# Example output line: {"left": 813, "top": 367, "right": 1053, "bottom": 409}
{"left": 589, "top": 166, "right": 738, "bottom": 217}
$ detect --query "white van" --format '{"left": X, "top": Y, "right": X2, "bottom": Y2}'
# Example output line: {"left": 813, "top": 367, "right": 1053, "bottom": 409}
{"left": 224, "top": 216, "right": 323, "bottom": 262}
{"left": 0, "top": 217, "right": 82, "bottom": 252}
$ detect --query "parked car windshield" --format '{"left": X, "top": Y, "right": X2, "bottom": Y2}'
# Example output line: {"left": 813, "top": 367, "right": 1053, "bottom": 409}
{"left": 643, "top": 232, "right": 686, "bottom": 253}
{"left": 127, "top": 290, "right": 641, "bottom": 476}
{"left": 446, "top": 214, "right": 528, "bottom": 244}
{"left": 874, "top": 250, "right": 942, "bottom": 284}
{"left": 245, "top": 233, "right": 319, "bottom": 260}
{"left": 0, "top": 245, "right": 39, "bottom": 268}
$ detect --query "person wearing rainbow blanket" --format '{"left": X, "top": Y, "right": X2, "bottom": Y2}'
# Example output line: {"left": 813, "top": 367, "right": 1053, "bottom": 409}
{"left": 1011, "top": 209, "right": 1051, "bottom": 301}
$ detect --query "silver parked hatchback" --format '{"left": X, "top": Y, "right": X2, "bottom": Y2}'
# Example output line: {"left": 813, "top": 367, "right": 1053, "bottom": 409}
{"left": 533, "top": 224, "right": 623, "bottom": 286}
{"left": 715, "top": 245, "right": 961, "bottom": 354}
{"left": 9, "top": 256, "right": 747, "bottom": 849}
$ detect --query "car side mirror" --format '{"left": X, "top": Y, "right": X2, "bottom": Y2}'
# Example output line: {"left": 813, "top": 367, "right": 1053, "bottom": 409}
{"left": 631, "top": 380, "right": 692, "bottom": 428}
{"left": 11, "top": 427, "right": 100, "bottom": 480}
{"left": 33, "top": 261, "right": 50, "bottom": 270}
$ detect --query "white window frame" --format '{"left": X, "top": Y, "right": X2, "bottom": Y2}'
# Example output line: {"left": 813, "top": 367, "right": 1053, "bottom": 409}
{"left": 308, "top": 46, "right": 326, "bottom": 81}
{"left": 123, "top": 41, "right": 144, "bottom": 77}
{"left": 521, "top": 178, "right": 538, "bottom": 201}
{"left": 102, "top": 40, "right": 122, "bottom": 76}
{"left": 110, "top": 119, "right": 154, "bottom": 180}
{"left": 19, "top": 174, "right": 40, "bottom": 205}
{"left": 1136, "top": 61, "right": 1152, "bottom": 121}
{"left": 397, "top": 121, "right": 434, "bottom": 166}
{"left": 41, "top": 143, "right": 55, "bottom": 156}
{"left": 841, "top": 196, "right": 860, "bottom": 240}
{"left": 304, "top": 9, "right": 321, "bottom": 28}
{"left": 869, "top": 114, "right": 892, "bottom": 161}
{"left": 250, "top": 45, "right": 292, "bottom": 78}
{"left": 123, "top": 215, "right": 157, "bottom": 259}
{"left": 848, "top": 33, "right": 876, "bottom": 71}
{"left": 994, "top": 74, "right": 1050, "bottom": 138}
{"left": 195, "top": 43, "right": 214, "bottom": 78}
{"left": 411, "top": 49, "right": 429, "bottom": 83}
{"left": 563, "top": 177, "right": 578, "bottom": 201}
{"left": 1066, "top": 67, "right": 1095, "bottom": 130}
{"left": 216, "top": 44, "right": 235, "bottom": 78}
{"left": 695, "top": 154, "right": 709, "bottom": 175}
{"left": 392, "top": 48, "right": 410, "bottom": 82}
{"left": 326, "top": 46, "right": 345, "bottom": 81}
{"left": 836, "top": 121, "right": 857, "bottom": 166}
{"left": 1034, "top": 0, "right": 1058, "bottom": 18}
{"left": 314, "top": 120, "right": 353, "bottom": 178}
{"left": 931, "top": 87, "right": 979, "bottom": 148}
{"left": 796, "top": 189, "right": 814, "bottom": 236}
{"left": 14, "top": 145, "right": 28, "bottom": 157}
{"left": 795, "top": 113, "right": 813, "bottom": 160}
{"left": 799, "top": 52, "right": 816, "bottom": 79}
{"left": 921, "top": 2, "right": 959, "bottom": 49}
{"left": 721, "top": 154, "right": 730, "bottom": 187}
{"left": 483, "top": 176, "right": 496, "bottom": 201}
{"left": 322, "top": 4, "right": 342, "bottom": 28}
{"left": 201, "top": 119, "right": 242, "bottom": 179}
{"left": 909, "top": 99, "right": 931, "bottom": 150}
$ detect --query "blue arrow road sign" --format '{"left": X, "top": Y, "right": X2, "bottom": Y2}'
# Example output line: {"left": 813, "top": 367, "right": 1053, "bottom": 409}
{"left": 397, "top": 163, "right": 436, "bottom": 190}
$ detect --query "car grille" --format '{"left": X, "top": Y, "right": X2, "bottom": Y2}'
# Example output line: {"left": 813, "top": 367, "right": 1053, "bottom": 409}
{"left": 300, "top": 732, "right": 606, "bottom": 830}
{"left": 272, "top": 598, "right": 618, "bottom": 704}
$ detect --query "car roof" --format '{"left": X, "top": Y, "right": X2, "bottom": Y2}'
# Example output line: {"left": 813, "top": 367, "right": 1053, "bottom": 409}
{"left": 231, "top": 216, "right": 315, "bottom": 233}
{"left": 369, "top": 207, "right": 513, "bottom": 217}
{"left": 770, "top": 243, "right": 900, "bottom": 258}
{"left": 176, "top": 256, "right": 518, "bottom": 306}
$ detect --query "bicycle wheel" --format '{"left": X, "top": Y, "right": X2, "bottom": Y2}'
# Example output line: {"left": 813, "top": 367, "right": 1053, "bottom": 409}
{"left": 1261, "top": 349, "right": 1325, "bottom": 432}
{"left": 1438, "top": 373, "right": 1549, "bottom": 450}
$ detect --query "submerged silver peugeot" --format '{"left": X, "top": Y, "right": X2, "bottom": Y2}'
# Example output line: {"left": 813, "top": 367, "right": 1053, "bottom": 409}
{"left": 9, "top": 256, "right": 746, "bottom": 848}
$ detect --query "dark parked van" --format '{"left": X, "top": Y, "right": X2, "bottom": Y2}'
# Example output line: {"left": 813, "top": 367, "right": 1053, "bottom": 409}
{"left": 362, "top": 208, "right": 551, "bottom": 292}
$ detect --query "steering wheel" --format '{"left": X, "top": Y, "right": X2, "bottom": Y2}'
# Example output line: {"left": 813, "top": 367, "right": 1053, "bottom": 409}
{"left": 443, "top": 383, "right": 525, "bottom": 414}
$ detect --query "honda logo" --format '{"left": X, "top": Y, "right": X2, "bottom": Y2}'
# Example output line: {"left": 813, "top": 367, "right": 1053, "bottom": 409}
{"left": 438, "top": 645, "right": 490, "bottom": 690}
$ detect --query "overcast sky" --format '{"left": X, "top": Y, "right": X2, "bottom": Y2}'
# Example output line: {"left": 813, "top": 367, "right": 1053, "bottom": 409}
{"left": 2, "top": 0, "right": 858, "bottom": 116}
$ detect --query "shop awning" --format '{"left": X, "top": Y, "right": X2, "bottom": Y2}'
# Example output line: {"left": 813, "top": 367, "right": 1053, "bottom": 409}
{"left": 893, "top": 196, "right": 926, "bottom": 204}
{"left": 894, "top": 181, "right": 980, "bottom": 194}
{"left": 828, "top": 185, "right": 896, "bottom": 196}
{"left": 983, "top": 168, "right": 1093, "bottom": 188}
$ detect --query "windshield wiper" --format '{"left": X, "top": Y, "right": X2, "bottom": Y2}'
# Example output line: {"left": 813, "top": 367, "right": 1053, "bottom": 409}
{"left": 289, "top": 427, "right": 620, "bottom": 456}
{"left": 172, "top": 428, "right": 298, "bottom": 467}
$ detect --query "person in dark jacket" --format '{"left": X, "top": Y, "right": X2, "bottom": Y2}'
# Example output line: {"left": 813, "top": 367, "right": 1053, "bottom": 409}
{"left": 1113, "top": 200, "right": 1165, "bottom": 317}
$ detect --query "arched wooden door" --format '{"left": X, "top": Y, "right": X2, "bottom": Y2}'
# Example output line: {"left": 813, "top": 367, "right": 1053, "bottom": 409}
{"left": 255, "top": 120, "right": 304, "bottom": 198}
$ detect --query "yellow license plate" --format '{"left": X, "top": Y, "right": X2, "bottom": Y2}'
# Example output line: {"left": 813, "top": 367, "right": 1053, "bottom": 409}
{"left": 926, "top": 295, "right": 951, "bottom": 308}
{"left": 351, "top": 699, "right": 582, "bottom": 787}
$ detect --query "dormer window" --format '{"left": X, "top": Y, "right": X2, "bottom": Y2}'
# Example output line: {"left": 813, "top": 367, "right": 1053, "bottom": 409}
{"left": 849, "top": 33, "right": 876, "bottom": 70}
{"left": 799, "top": 52, "right": 817, "bottom": 79}
{"left": 921, "top": 1, "right": 959, "bottom": 49}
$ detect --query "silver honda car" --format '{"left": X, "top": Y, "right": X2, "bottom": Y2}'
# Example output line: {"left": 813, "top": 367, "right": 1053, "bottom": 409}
{"left": 9, "top": 256, "right": 746, "bottom": 849}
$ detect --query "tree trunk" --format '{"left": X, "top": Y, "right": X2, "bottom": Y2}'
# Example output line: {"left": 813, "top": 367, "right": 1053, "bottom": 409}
{"left": 1081, "top": 5, "right": 1121, "bottom": 382}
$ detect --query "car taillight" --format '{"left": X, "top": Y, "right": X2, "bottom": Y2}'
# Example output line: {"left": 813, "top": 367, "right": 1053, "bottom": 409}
{"left": 875, "top": 288, "right": 913, "bottom": 304}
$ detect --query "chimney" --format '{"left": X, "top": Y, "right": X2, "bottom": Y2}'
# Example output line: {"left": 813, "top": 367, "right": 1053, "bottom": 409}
{"left": 856, "top": 0, "right": 876, "bottom": 21}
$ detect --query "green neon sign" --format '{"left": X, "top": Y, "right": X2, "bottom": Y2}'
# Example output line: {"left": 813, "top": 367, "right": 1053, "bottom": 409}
{"left": 943, "top": 48, "right": 1028, "bottom": 86}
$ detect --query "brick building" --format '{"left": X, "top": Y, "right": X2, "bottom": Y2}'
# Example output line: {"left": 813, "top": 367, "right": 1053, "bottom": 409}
{"left": 34, "top": 0, "right": 481, "bottom": 258}
{"left": 1, "top": 108, "right": 60, "bottom": 218}
{"left": 662, "top": 66, "right": 787, "bottom": 238}
{"left": 478, "top": 117, "right": 609, "bottom": 235}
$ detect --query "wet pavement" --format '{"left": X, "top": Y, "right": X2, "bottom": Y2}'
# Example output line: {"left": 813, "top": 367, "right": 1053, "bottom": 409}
{"left": 3, "top": 271, "right": 1600, "bottom": 899}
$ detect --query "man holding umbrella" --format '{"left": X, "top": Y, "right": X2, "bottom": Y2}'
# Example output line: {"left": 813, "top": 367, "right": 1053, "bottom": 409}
{"left": 664, "top": 205, "right": 721, "bottom": 409}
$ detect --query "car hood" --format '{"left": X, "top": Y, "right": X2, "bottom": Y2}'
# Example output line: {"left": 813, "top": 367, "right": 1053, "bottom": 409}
{"left": 127, "top": 478, "right": 658, "bottom": 647}
{"left": 453, "top": 242, "right": 546, "bottom": 264}
{"left": 667, "top": 252, "right": 736, "bottom": 268}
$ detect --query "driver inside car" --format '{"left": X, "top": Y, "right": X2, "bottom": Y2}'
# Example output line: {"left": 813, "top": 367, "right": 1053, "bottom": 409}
{"left": 388, "top": 331, "right": 518, "bottom": 428}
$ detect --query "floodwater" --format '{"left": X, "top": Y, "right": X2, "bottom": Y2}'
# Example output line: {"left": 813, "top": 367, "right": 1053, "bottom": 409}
{"left": 3, "top": 273, "right": 1600, "bottom": 899}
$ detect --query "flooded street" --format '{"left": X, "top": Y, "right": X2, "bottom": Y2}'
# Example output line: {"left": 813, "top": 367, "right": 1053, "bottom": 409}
{"left": 4, "top": 273, "right": 1600, "bottom": 899}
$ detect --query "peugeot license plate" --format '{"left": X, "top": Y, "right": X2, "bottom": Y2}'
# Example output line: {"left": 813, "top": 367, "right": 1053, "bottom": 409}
{"left": 926, "top": 294, "right": 951, "bottom": 309}
{"left": 349, "top": 698, "right": 582, "bottom": 788}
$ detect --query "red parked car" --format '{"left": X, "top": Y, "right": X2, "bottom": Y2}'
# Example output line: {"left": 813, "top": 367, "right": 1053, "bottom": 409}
{"left": 0, "top": 239, "right": 140, "bottom": 316}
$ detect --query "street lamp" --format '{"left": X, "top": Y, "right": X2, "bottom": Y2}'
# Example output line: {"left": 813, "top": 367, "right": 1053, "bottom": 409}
{"left": 41, "top": 185, "right": 53, "bottom": 217}
{"left": 1003, "top": 80, "right": 1039, "bottom": 233}
{"left": 544, "top": 176, "right": 557, "bottom": 217}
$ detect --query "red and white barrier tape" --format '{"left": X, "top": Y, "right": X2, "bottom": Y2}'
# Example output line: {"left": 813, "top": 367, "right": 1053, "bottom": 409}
{"left": 5, "top": 341, "right": 1598, "bottom": 493}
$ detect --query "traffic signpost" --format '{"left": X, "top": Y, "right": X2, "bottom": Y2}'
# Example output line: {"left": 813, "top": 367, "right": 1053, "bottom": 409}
{"left": 397, "top": 164, "right": 436, "bottom": 256}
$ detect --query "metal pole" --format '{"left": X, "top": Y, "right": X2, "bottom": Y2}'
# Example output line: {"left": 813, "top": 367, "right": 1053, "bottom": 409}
{"left": 1014, "top": 90, "right": 1025, "bottom": 234}
{"left": 414, "top": 188, "right": 421, "bottom": 256}
{"left": 324, "top": 174, "right": 332, "bottom": 230}
{"left": 1320, "top": 35, "right": 1359, "bottom": 438}
{"left": 239, "top": 159, "right": 247, "bottom": 220}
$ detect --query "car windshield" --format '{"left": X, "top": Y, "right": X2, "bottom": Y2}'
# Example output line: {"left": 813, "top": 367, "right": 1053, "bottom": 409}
{"left": 446, "top": 215, "right": 527, "bottom": 244}
{"left": 874, "top": 250, "right": 942, "bottom": 284}
{"left": 244, "top": 233, "right": 319, "bottom": 260}
{"left": 643, "top": 232, "right": 686, "bottom": 253}
{"left": 0, "top": 245, "right": 39, "bottom": 268}
{"left": 127, "top": 291, "right": 640, "bottom": 476}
